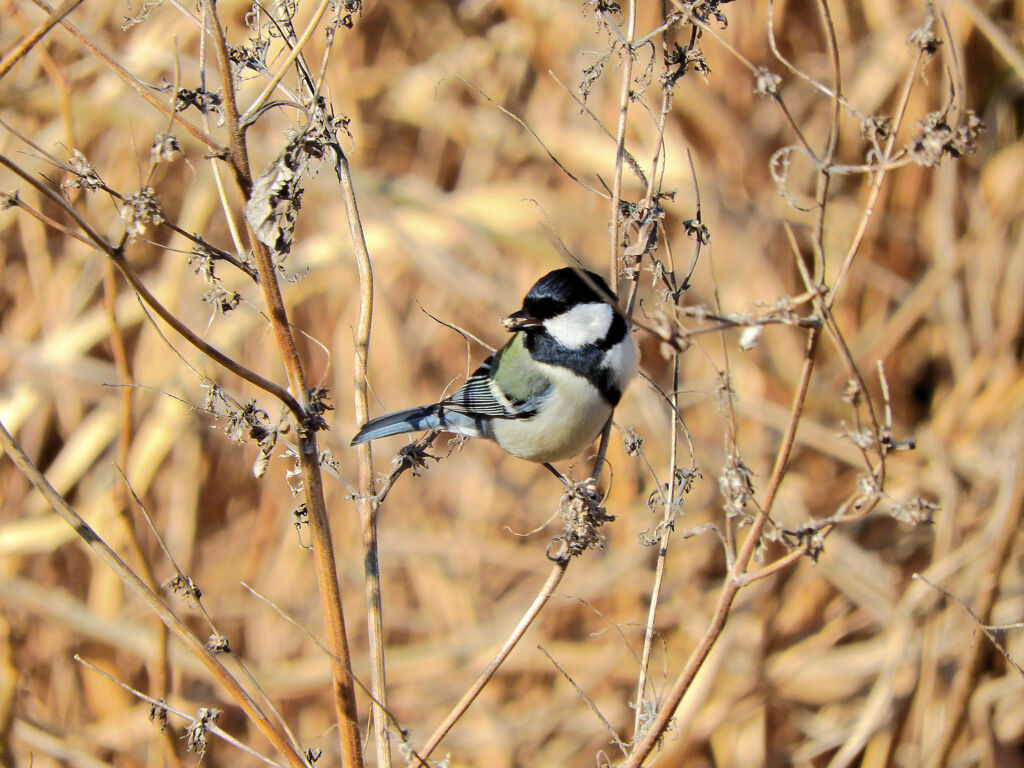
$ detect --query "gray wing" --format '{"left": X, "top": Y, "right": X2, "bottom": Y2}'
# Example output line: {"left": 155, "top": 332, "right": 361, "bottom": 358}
{"left": 442, "top": 353, "right": 547, "bottom": 420}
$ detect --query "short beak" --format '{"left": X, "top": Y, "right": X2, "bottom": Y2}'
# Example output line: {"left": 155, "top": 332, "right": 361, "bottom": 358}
{"left": 502, "top": 309, "right": 542, "bottom": 332}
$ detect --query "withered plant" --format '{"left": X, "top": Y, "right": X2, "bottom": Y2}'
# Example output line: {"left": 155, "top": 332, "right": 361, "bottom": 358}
{"left": 0, "top": 1, "right": 1017, "bottom": 767}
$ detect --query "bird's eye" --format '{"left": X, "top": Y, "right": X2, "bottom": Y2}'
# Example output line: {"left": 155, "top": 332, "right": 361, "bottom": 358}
{"left": 524, "top": 297, "right": 560, "bottom": 319}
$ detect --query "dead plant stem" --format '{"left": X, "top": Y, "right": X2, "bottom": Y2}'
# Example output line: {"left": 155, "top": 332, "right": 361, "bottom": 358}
{"left": 0, "top": 421, "right": 308, "bottom": 768}
{"left": 624, "top": 326, "right": 821, "bottom": 766}
{"left": 205, "top": 0, "right": 252, "bottom": 194}
{"left": 102, "top": 263, "right": 181, "bottom": 768}
{"left": 0, "top": 0, "right": 83, "bottom": 79}
{"left": 242, "top": 0, "right": 333, "bottom": 125}
{"left": 298, "top": 441, "right": 363, "bottom": 767}
{"left": 0, "top": 151, "right": 303, "bottom": 414}
{"left": 28, "top": 0, "right": 225, "bottom": 153}
{"left": 608, "top": 0, "right": 637, "bottom": 287}
{"left": 633, "top": 354, "right": 679, "bottom": 738}
{"left": 420, "top": 561, "right": 569, "bottom": 760}
{"left": 203, "top": 6, "right": 364, "bottom": 762}
{"left": 75, "top": 655, "right": 280, "bottom": 766}
{"left": 830, "top": 50, "right": 924, "bottom": 301}
{"left": 336, "top": 137, "right": 393, "bottom": 767}
{"left": 810, "top": 0, "right": 841, "bottom": 283}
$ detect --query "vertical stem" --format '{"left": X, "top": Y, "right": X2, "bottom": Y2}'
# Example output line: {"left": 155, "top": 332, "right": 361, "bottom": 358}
{"left": 299, "top": 439, "right": 364, "bottom": 766}
{"left": 338, "top": 144, "right": 391, "bottom": 767}
{"left": 632, "top": 354, "right": 679, "bottom": 739}
{"left": 102, "top": 263, "right": 182, "bottom": 768}
{"left": 810, "top": 0, "right": 841, "bottom": 284}
{"left": 608, "top": 0, "right": 637, "bottom": 287}
{"left": 622, "top": 328, "right": 821, "bottom": 767}
{"left": 829, "top": 50, "right": 923, "bottom": 303}
{"left": 203, "top": 3, "right": 363, "bottom": 763}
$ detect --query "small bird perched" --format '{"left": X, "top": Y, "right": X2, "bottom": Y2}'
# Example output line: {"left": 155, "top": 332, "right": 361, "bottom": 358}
{"left": 351, "top": 267, "right": 638, "bottom": 464}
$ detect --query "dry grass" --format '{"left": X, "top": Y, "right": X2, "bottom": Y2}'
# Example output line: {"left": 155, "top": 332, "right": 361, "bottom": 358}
{"left": 1, "top": 0, "right": 1022, "bottom": 766}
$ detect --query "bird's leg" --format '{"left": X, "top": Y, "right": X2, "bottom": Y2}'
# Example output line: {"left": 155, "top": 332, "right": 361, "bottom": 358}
{"left": 543, "top": 462, "right": 572, "bottom": 487}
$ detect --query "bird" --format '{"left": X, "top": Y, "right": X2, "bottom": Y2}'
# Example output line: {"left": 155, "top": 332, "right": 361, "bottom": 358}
{"left": 350, "top": 267, "right": 638, "bottom": 466}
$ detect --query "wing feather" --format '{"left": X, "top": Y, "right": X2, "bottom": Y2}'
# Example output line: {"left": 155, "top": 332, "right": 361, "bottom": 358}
{"left": 442, "top": 353, "right": 548, "bottom": 419}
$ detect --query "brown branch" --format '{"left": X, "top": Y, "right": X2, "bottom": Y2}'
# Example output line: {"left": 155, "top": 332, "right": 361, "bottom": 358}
{"left": 829, "top": 49, "right": 924, "bottom": 301}
{"left": 0, "top": 153, "right": 301, "bottom": 415}
{"left": 623, "top": 326, "right": 821, "bottom": 766}
{"left": 419, "top": 562, "right": 569, "bottom": 760}
{"left": 240, "top": 0, "right": 334, "bottom": 125}
{"left": 200, "top": 3, "right": 364, "bottom": 764}
{"left": 0, "top": 0, "right": 83, "bottom": 79}
{"left": 28, "top": 0, "right": 225, "bottom": 154}
{"left": 0, "top": 421, "right": 308, "bottom": 768}
{"left": 608, "top": 0, "right": 638, "bottom": 286}
{"left": 75, "top": 656, "right": 278, "bottom": 766}
{"left": 338, "top": 132, "right": 393, "bottom": 766}
{"left": 101, "top": 264, "right": 182, "bottom": 768}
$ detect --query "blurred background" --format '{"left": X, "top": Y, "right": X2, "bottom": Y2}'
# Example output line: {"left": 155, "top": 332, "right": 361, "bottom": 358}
{"left": 1, "top": 0, "right": 1023, "bottom": 766}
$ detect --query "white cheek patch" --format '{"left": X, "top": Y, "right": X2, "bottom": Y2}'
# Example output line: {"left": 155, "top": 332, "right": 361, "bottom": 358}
{"left": 545, "top": 302, "right": 614, "bottom": 349}
{"left": 602, "top": 334, "right": 639, "bottom": 393}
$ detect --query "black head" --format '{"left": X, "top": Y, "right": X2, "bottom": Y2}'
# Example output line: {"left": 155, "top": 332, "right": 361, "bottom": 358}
{"left": 505, "top": 268, "right": 616, "bottom": 330}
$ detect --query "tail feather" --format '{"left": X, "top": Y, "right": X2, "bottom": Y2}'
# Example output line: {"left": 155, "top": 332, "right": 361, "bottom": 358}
{"left": 351, "top": 405, "right": 442, "bottom": 446}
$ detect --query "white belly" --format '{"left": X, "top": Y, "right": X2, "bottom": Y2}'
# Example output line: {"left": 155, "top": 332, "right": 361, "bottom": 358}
{"left": 489, "top": 364, "right": 613, "bottom": 463}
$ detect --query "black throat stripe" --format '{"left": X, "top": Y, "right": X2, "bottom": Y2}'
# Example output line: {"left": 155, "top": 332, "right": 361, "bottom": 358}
{"left": 524, "top": 313, "right": 628, "bottom": 405}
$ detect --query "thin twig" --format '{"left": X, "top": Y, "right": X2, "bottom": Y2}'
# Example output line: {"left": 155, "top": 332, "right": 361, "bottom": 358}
{"left": 632, "top": 353, "right": 679, "bottom": 738}
{"left": 0, "top": 153, "right": 303, "bottom": 416}
{"left": 28, "top": 0, "right": 225, "bottom": 153}
{"left": 336, "top": 136, "right": 391, "bottom": 767}
{"left": 0, "top": 421, "right": 308, "bottom": 768}
{"left": 241, "top": 583, "right": 433, "bottom": 768}
{"left": 809, "top": 0, "right": 842, "bottom": 284}
{"left": 240, "top": 0, "right": 334, "bottom": 125}
{"left": 765, "top": 0, "right": 864, "bottom": 120}
{"left": 539, "top": 645, "right": 629, "bottom": 757}
{"left": 103, "top": 283, "right": 181, "bottom": 768}
{"left": 462, "top": 76, "right": 610, "bottom": 200}
{"left": 623, "top": 325, "right": 822, "bottom": 766}
{"left": 913, "top": 575, "right": 1024, "bottom": 680}
{"left": 419, "top": 561, "right": 569, "bottom": 760}
{"left": 633, "top": 17, "right": 691, "bottom": 725}
{"left": 830, "top": 50, "right": 925, "bottom": 301}
{"left": 74, "top": 656, "right": 282, "bottom": 767}
{"left": 608, "top": 1, "right": 638, "bottom": 286}
{"left": 0, "top": 0, "right": 84, "bottom": 79}
{"left": 115, "top": 465, "right": 303, "bottom": 757}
